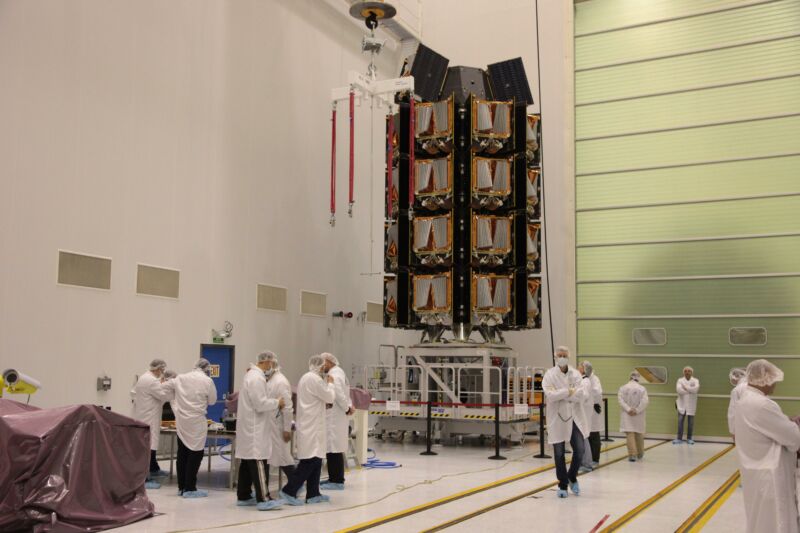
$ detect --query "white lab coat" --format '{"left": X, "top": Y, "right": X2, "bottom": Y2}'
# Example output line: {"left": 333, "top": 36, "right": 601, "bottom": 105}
{"left": 618, "top": 381, "right": 648, "bottom": 434}
{"left": 131, "top": 371, "right": 170, "bottom": 450}
{"left": 326, "top": 365, "right": 353, "bottom": 454}
{"left": 734, "top": 386, "right": 800, "bottom": 533}
{"left": 727, "top": 380, "right": 748, "bottom": 435}
{"left": 585, "top": 374, "right": 605, "bottom": 432}
{"left": 542, "top": 366, "right": 588, "bottom": 444}
{"left": 579, "top": 377, "right": 595, "bottom": 433}
{"left": 266, "top": 370, "right": 295, "bottom": 467}
{"left": 235, "top": 364, "right": 280, "bottom": 460}
{"left": 295, "top": 371, "right": 336, "bottom": 460}
{"left": 676, "top": 376, "right": 700, "bottom": 416}
{"left": 164, "top": 369, "right": 217, "bottom": 451}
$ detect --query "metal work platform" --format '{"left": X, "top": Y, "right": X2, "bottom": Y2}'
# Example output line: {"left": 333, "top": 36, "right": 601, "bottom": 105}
{"left": 363, "top": 343, "right": 544, "bottom": 442}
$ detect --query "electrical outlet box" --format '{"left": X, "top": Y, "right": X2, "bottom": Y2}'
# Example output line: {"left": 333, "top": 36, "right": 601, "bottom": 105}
{"left": 97, "top": 376, "right": 112, "bottom": 392}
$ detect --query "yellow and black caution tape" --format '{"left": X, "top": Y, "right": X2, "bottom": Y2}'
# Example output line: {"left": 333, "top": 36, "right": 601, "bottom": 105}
{"left": 462, "top": 414, "right": 495, "bottom": 420}
{"left": 675, "top": 470, "right": 740, "bottom": 533}
{"left": 399, "top": 412, "right": 420, "bottom": 417}
{"left": 599, "top": 444, "right": 735, "bottom": 532}
{"left": 369, "top": 411, "right": 390, "bottom": 416}
{"left": 431, "top": 413, "right": 451, "bottom": 418}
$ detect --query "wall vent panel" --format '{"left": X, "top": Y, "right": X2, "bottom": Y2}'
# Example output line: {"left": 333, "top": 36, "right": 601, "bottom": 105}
{"left": 257, "top": 284, "right": 288, "bottom": 311}
{"left": 300, "top": 291, "right": 327, "bottom": 317}
{"left": 366, "top": 301, "right": 383, "bottom": 324}
{"left": 58, "top": 251, "right": 111, "bottom": 290}
{"left": 137, "top": 264, "right": 180, "bottom": 299}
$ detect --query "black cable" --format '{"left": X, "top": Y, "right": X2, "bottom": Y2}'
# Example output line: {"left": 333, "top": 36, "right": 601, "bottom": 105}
{"left": 534, "top": 0, "right": 556, "bottom": 365}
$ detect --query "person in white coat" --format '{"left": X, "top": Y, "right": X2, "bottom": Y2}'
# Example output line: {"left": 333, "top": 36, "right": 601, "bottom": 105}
{"left": 279, "top": 355, "right": 336, "bottom": 506}
{"left": 163, "top": 358, "right": 217, "bottom": 498}
{"left": 727, "top": 367, "right": 747, "bottom": 439}
{"left": 235, "top": 351, "right": 286, "bottom": 511}
{"left": 618, "top": 371, "right": 649, "bottom": 462}
{"left": 542, "top": 346, "right": 587, "bottom": 498}
{"left": 734, "top": 359, "right": 800, "bottom": 533}
{"left": 132, "top": 358, "right": 170, "bottom": 489}
{"left": 264, "top": 352, "right": 295, "bottom": 493}
{"left": 578, "top": 361, "right": 603, "bottom": 470}
{"left": 674, "top": 366, "right": 700, "bottom": 444}
{"left": 321, "top": 353, "right": 354, "bottom": 490}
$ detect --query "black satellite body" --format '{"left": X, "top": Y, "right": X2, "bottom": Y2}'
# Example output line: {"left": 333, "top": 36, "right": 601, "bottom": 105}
{"left": 385, "top": 46, "right": 542, "bottom": 343}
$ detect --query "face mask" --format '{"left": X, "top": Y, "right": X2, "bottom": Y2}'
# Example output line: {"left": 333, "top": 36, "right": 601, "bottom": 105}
{"left": 556, "top": 357, "right": 569, "bottom": 368}
{"left": 264, "top": 368, "right": 276, "bottom": 378}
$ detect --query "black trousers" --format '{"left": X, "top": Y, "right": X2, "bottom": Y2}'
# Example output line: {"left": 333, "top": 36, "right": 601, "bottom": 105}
{"left": 281, "top": 457, "right": 322, "bottom": 499}
{"left": 176, "top": 437, "right": 205, "bottom": 493}
{"left": 237, "top": 459, "right": 269, "bottom": 502}
{"left": 589, "top": 431, "right": 602, "bottom": 463}
{"left": 326, "top": 452, "right": 345, "bottom": 484}
{"left": 552, "top": 422, "right": 585, "bottom": 490}
{"left": 149, "top": 449, "right": 161, "bottom": 474}
{"left": 266, "top": 463, "right": 295, "bottom": 495}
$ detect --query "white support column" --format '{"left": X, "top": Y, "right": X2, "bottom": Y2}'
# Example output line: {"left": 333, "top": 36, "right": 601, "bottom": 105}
{"left": 353, "top": 409, "right": 369, "bottom": 466}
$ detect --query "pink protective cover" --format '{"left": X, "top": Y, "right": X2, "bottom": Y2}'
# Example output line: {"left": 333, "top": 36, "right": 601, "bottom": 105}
{"left": 0, "top": 399, "right": 154, "bottom": 532}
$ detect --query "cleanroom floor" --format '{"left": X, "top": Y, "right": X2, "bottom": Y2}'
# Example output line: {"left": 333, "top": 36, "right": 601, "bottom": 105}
{"left": 115, "top": 437, "right": 748, "bottom": 533}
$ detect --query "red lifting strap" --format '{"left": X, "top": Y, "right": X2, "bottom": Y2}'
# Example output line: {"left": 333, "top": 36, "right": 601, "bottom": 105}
{"left": 348, "top": 90, "right": 355, "bottom": 211}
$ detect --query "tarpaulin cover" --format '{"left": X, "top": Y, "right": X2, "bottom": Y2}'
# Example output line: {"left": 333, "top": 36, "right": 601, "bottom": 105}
{"left": 224, "top": 391, "right": 239, "bottom": 415}
{"left": 0, "top": 399, "right": 154, "bottom": 532}
{"left": 349, "top": 388, "right": 371, "bottom": 410}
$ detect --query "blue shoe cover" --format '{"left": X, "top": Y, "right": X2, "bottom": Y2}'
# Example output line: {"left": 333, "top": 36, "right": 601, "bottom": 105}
{"left": 307, "top": 494, "right": 331, "bottom": 504}
{"left": 182, "top": 490, "right": 208, "bottom": 498}
{"left": 257, "top": 499, "right": 283, "bottom": 511}
{"left": 556, "top": 489, "right": 568, "bottom": 498}
{"left": 569, "top": 481, "right": 580, "bottom": 495}
{"left": 320, "top": 482, "right": 345, "bottom": 490}
{"left": 236, "top": 497, "right": 257, "bottom": 507}
{"left": 278, "top": 490, "right": 304, "bottom": 506}
{"left": 145, "top": 480, "right": 161, "bottom": 489}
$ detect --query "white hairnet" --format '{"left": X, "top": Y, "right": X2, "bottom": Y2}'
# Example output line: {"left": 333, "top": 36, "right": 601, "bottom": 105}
{"left": 729, "top": 367, "right": 746, "bottom": 384}
{"left": 683, "top": 366, "right": 694, "bottom": 373}
{"left": 582, "top": 361, "right": 593, "bottom": 377}
{"left": 554, "top": 346, "right": 571, "bottom": 357}
{"left": 164, "top": 369, "right": 177, "bottom": 379}
{"left": 258, "top": 350, "right": 278, "bottom": 365}
{"left": 630, "top": 370, "right": 641, "bottom": 382}
{"left": 308, "top": 354, "right": 325, "bottom": 373}
{"left": 746, "top": 359, "right": 784, "bottom": 387}
{"left": 321, "top": 352, "right": 339, "bottom": 366}
{"left": 150, "top": 358, "right": 167, "bottom": 372}
{"left": 195, "top": 358, "right": 211, "bottom": 371}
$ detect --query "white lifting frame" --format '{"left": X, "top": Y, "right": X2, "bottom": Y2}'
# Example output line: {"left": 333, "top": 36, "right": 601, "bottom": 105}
{"left": 331, "top": 71, "right": 415, "bottom": 108}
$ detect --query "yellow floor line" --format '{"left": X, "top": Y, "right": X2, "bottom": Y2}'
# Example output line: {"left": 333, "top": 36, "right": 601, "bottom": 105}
{"left": 335, "top": 442, "right": 630, "bottom": 533}
{"left": 419, "top": 440, "right": 671, "bottom": 533}
{"left": 600, "top": 444, "right": 735, "bottom": 533}
{"left": 675, "top": 470, "right": 741, "bottom": 533}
